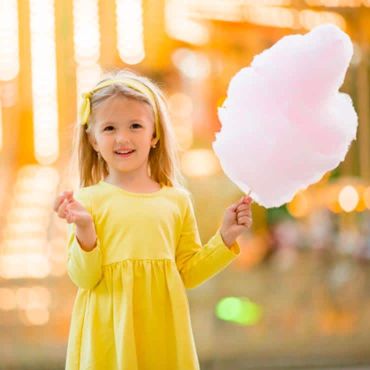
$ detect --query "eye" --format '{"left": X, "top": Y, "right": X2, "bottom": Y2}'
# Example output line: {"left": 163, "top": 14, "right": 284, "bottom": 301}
{"left": 103, "top": 126, "right": 114, "bottom": 131}
{"left": 131, "top": 123, "right": 142, "bottom": 129}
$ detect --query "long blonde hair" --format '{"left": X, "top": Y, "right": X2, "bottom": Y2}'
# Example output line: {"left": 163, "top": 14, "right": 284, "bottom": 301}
{"left": 67, "top": 69, "right": 187, "bottom": 191}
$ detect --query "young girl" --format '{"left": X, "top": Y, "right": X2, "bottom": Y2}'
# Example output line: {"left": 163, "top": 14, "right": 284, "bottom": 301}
{"left": 53, "top": 69, "right": 253, "bottom": 370}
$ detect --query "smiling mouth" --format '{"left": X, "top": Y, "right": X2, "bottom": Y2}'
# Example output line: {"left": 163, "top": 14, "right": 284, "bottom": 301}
{"left": 114, "top": 150, "right": 136, "bottom": 157}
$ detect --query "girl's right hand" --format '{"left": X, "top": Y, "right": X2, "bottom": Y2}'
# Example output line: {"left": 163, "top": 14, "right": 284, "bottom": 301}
{"left": 53, "top": 191, "right": 93, "bottom": 228}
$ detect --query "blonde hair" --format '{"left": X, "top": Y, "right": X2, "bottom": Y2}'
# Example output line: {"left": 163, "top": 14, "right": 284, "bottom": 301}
{"left": 67, "top": 69, "right": 187, "bottom": 191}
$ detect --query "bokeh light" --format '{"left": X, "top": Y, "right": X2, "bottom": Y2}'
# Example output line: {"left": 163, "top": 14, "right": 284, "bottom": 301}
{"left": 338, "top": 185, "right": 359, "bottom": 212}
{"left": 215, "top": 297, "right": 263, "bottom": 326}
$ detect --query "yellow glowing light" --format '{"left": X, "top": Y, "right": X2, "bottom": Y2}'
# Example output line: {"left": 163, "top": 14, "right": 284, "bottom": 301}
{"left": 31, "top": 286, "right": 51, "bottom": 308}
{"left": 49, "top": 237, "right": 68, "bottom": 277}
{"left": 0, "top": 254, "right": 50, "bottom": 279}
{"left": 181, "top": 149, "right": 221, "bottom": 177}
{"left": 187, "top": 0, "right": 292, "bottom": 23}
{"left": 328, "top": 199, "right": 341, "bottom": 213}
{"left": 188, "top": 1, "right": 241, "bottom": 22}
{"left": 166, "top": 0, "right": 209, "bottom": 45}
{"left": 116, "top": 0, "right": 145, "bottom": 64}
{"left": 0, "top": 165, "right": 59, "bottom": 279}
{"left": 172, "top": 48, "right": 211, "bottom": 80}
{"left": 186, "top": 2, "right": 346, "bottom": 31}
{"left": 0, "top": 0, "right": 19, "bottom": 80}
{"left": 16, "top": 286, "right": 51, "bottom": 312}
{"left": 299, "top": 9, "right": 346, "bottom": 30}
{"left": 305, "top": 0, "right": 361, "bottom": 6}
{"left": 364, "top": 187, "right": 370, "bottom": 209}
{"left": 0, "top": 288, "right": 17, "bottom": 311}
{"left": 287, "top": 192, "right": 310, "bottom": 218}
{"left": 29, "top": 0, "right": 59, "bottom": 164}
{"left": 338, "top": 185, "right": 359, "bottom": 213}
{"left": 325, "top": 184, "right": 340, "bottom": 213}
{"left": 355, "top": 198, "right": 367, "bottom": 212}
{"left": 173, "top": 124, "right": 194, "bottom": 151}
{"left": 73, "top": 0, "right": 102, "bottom": 120}
{"left": 353, "top": 185, "right": 366, "bottom": 212}
{"left": 76, "top": 64, "right": 102, "bottom": 93}
{"left": 73, "top": 0, "right": 100, "bottom": 63}
{"left": 241, "top": 0, "right": 291, "bottom": 4}
{"left": 24, "top": 307, "right": 50, "bottom": 326}
{"left": 50, "top": 261, "right": 67, "bottom": 277}
{"left": 168, "top": 93, "right": 193, "bottom": 118}
{"left": 217, "top": 96, "right": 226, "bottom": 108}
{"left": 1, "top": 80, "right": 17, "bottom": 107}
{"left": 0, "top": 98, "right": 2, "bottom": 151}
{"left": 15, "top": 287, "right": 28, "bottom": 309}
{"left": 245, "top": 6, "right": 296, "bottom": 29}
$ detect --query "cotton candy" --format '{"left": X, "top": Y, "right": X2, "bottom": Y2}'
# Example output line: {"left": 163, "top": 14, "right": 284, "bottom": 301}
{"left": 212, "top": 24, "right": 358, "bottom": 208}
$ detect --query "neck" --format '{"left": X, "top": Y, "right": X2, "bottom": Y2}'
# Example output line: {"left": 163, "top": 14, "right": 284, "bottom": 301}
{"left": 105, "top": 166, "right": 157, "bottom": 188}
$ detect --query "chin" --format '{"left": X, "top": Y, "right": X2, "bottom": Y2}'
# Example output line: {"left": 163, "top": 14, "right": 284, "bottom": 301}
{"left": 114, "top": 162, "right": 146, "bottom": 173}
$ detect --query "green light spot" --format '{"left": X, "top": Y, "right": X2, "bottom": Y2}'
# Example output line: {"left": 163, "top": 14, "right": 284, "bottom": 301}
{"left": 215, "top": 296, "right": 262, "bottom": 326}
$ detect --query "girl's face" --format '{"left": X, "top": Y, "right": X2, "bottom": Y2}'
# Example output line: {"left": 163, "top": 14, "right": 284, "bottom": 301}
{"left": 88, "top": 95, "right": 157, "bottom": 177}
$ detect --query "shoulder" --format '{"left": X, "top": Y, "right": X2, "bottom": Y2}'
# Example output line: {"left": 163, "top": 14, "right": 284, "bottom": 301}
{"left": 164, "top": 185, "right": 195, "bottom": 211}
{"left": 72, "top": 183, "right": 101, "bottom": 210}
{"left": 164, "top": 185, "right": 191, "bottom": 200}
{"left": 73, "top": 185, "right": 94, "bottom": 198}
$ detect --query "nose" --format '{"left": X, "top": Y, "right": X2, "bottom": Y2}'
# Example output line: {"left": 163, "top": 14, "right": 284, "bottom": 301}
{"left": 115, "top": 128, "right": 131, "bottom": 144}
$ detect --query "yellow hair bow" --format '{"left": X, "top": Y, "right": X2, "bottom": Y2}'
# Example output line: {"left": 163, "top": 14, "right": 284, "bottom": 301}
{"left": 79, "top": 92, "right": 92, "bottom": 128}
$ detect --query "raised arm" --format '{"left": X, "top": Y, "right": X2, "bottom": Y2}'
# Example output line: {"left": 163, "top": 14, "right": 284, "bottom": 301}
{"left": 55, "top": 189, "right": 103, "bottom": 290}
{"left": 175, "top": 194, "right": 241, "bottom": 289}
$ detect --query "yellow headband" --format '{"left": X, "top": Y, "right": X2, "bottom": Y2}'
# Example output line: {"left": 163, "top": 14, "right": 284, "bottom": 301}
{"left": 79, "top": 78, "right": 160, "bottom": 141}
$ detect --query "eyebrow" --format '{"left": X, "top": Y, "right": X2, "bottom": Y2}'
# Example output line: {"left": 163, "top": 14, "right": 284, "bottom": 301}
{"left": 100, "top": 119, "right": 146, "bottom": 127}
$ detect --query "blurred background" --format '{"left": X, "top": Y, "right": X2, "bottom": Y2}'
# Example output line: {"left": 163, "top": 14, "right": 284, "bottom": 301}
{"left": 1, "top": 0, "right": 370, "bottom": 369}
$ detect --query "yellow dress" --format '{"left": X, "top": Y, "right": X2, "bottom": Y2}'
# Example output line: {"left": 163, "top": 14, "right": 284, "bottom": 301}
{"left": 65, "top": 180, "right": 240, "bottom": 370}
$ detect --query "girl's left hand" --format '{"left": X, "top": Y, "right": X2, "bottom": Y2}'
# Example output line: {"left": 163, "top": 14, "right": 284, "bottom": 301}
{"left": 220, "top": 195, "right": 253, "bottom": 247}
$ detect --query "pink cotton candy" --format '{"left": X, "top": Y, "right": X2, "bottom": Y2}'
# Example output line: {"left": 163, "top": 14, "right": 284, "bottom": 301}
{"left": 212, "top": 24, "right": 358, "bottom": 208}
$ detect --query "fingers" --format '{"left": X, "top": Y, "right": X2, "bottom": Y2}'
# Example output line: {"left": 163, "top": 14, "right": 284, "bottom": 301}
{"left": 237, "top": 204, "right": 251, "bottom": 212}
{"left": 53, "top": 190, "right": 91, "bottom": 227}
{"left": 53, "top": 191, "right": 73, "bottom": 212}
{"left": 237, "top": 209, "right": 251, "bottom": 218}
{"left": 55, "top": 192, "right": 74, "bottom": 220}
{"left": 63, "top": 201, "right": 78, "bottom": 224}
{"left": 236, "top": 199, "right": 253, "bottom": 212}
{"left": 242, "top": 195, "right": 253, "bottom": 205}
{"left": 65, "top": 191, "right": 74, "bottom": 200}
{"left": 238, "top": 195, "right": 252, "bottom": 205}
{"left": 237, "top": 209, "right": 252, "bottom": 223}
{"left": 231, "top": 196, "right": 252, "bottom": 210}
{"left": 237, "top": 214, "right": 253, "bottom": 227}
{"left": 236, "top": 196, "right": 252, "bottom": 227}
{"left": 57, "top": 198, "right": 70, "bottom": 218}
{"left": 65, "top": 208, "right": 75, "bottom": 224}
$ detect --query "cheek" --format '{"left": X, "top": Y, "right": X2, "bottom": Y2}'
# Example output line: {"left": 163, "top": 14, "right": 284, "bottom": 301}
{"left": 89, "top": 130, "right": 105, "bottom": 147}
{"left": 98, "top": 135, "right": 113, "bottom": 147}
{"left": 137, "top": 134, "right": 153, "bottom": 146}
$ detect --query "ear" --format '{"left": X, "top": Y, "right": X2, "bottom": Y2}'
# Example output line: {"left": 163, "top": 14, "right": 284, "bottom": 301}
{"left": 151, "top": 137, "right": 159, "bottom": 147}
{"left": 151, "top": 130, "right": 159, "bottom": 147}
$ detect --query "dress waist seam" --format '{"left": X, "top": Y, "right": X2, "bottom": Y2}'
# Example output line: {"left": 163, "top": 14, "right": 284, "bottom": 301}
{"left": 102, "top": 258, "right": 175, "bottom": 267}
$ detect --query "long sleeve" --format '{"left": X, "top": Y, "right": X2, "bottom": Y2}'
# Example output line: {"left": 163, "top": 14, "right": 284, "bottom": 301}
{"left": 175, "top": 194, "right": 240, "bottom": 289}
{"left": 66, "top": 189, "right": 103, "bottom": 290}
